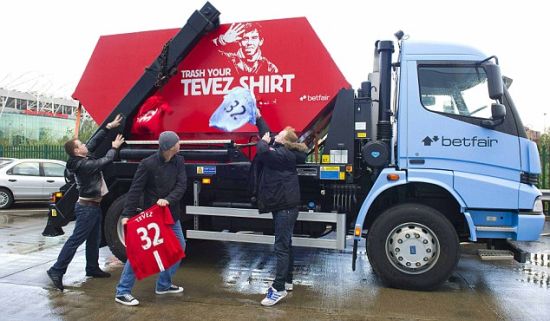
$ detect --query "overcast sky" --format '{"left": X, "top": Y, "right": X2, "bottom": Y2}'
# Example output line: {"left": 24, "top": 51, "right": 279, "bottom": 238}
{"left": 1, "top": 0, "right": 548, "bottom": 131}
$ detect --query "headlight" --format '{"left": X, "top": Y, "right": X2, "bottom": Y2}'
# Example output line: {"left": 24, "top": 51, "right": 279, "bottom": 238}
{"left": 533, "top": 198, "right": 543, "bottom": 213}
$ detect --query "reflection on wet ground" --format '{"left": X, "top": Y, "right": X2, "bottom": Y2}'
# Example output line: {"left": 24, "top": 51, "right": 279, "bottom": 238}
{"left": 516, "top": 252, "right": 550, "bottom": 288}
{"left": 518, "top": 266, "right": 550, "bottom": 288}
{"left": 529, "top": 253, "right": 550, "bottom": 267}
{"left": 1, "top": 210, "right": 549, "bottom": 321}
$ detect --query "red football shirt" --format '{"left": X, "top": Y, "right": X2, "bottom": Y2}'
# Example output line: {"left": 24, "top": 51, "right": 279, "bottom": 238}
{"left": 124, "top": 205, "right": 185, "bottom": 280}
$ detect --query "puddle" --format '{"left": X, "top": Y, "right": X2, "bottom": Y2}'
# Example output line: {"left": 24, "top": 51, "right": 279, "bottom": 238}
{"left": 516, "top": 252, "right": 550, "bottom": 288}
{"left": 0, "top": 214, "right": 12, "bottom": 226}
{"left": 527, "top": 253, "right": 550, "bottom": 267}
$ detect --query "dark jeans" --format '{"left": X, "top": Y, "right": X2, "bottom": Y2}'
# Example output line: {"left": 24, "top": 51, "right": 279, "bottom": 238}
{"left": 272, "top": 207, "right": 299, "bottom": 291}
{"left": 49, "top": 203, "right": 102, "bottom": 275}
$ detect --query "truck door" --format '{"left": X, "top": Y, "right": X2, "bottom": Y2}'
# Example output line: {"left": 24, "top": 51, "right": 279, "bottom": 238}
{"left": 399, "top": 62, "right": 521, "bottom": 209}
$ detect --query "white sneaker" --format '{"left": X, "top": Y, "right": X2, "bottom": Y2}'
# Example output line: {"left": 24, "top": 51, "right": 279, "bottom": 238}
{"left": 261, "top": 286, "right": 287, "bottom": 306}
{"left": 115, "top": 294, "right": 139, "bottom": 306}
{"left": 155, "top": 285, "right": 184, "bottom": 294}
{"left": 285, "top": 282, "right": 293, "bottom": 291}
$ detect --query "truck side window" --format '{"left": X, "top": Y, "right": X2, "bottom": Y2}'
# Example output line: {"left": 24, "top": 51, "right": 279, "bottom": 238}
{"left": 418, "top": 65, "right": 494, "bottom": 119}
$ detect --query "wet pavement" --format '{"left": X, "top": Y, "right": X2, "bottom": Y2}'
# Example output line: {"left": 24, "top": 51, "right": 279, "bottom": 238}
{"left": 0, "top": 208, "right": 549, "bottom": 321}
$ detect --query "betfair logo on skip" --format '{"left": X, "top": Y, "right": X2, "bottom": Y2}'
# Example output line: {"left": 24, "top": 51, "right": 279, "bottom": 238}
{"left": 299, "top": 94, "right": 330, "bottom": 102}
{"left": 422, "top": 136, "right": 498, "bottom": 147}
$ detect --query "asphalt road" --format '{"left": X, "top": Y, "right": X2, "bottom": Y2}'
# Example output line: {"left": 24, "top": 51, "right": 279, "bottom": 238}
{"left": 0, "top": 206, "right": 549, "bottom": 321}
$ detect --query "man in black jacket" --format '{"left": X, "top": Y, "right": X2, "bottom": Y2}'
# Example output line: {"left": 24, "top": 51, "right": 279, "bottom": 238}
{"left": 115, "top": 131, "right": 187, "bottom": 306}
{"left": 47, "top": 115, "right": 125, "bottom": 291}
{"left": 254, "top": 110, "right": 308, "bottom": 306}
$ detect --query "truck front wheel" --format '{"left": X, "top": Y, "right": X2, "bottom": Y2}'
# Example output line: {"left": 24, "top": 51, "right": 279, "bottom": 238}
{"left": 104, "top": 195, "right": 128, "bottom": 262}
{"left": 366, "top": 203, "right": 459, "bottom": 290}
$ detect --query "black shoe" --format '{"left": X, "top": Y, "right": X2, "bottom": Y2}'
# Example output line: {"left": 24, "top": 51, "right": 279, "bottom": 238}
{"left": 47, "top": 269, "right": 64, "bottom": 291}
{"left": 86, "top": 269, "right": 111, "bottom": 278}
{"left": 115, "top": 294, "right": 139, "bottom": 306}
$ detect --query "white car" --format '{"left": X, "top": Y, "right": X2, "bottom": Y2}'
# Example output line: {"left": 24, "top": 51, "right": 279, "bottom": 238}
{"left": 0, "top": 158, "right": 67, "bottom": 209}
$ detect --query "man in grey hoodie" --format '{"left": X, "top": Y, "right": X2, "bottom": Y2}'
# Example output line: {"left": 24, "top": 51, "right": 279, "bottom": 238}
{"left": 114, "top": 131, "right": 187, "bottom": 306}
{"left": 47, "top": 115, "right": 125, "bottom": 291}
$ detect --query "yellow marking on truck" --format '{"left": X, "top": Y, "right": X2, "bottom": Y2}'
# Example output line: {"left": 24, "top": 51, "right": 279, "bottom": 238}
{"left": 322, "top": 155, "right": 330, "bottom": 163}
{"left": 321, "top": 166, "right": 340, "bottom": 171}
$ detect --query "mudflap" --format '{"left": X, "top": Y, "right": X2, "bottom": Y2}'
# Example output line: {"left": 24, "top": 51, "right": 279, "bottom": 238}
{"left": 41, "top": 205, "right": 69, "bottom": 237}
{"left": 487, "top": 239, "right": 529, "bottom": 263}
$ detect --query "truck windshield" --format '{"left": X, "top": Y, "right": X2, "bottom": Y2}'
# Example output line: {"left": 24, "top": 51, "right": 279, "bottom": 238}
{"left": 418, "top": 65, "right": 494, "bottom": 119}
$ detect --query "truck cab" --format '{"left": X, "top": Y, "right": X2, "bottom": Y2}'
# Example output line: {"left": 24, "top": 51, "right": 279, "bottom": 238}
{"left": 351, "top": 39, "right": 545, "bottom": 290}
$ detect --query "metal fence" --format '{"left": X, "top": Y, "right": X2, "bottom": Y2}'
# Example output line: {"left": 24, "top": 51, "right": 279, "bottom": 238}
{"left": 540, "top": 144, "right": 550, "bottom": 216}
{"left": 0, "top": 143, "right": 548, "bottom": 187}
{"left": 540, "top": 144, "right": 549, "bottom": 190}
{"left": 0, "top": 145, "right": 67, "bottom": 161}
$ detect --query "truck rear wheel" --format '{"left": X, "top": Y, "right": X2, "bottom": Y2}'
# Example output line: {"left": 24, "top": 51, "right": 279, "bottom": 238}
{"left": 366, "top": 203, "right": 459, "bottom": 290}
{"left": 104, "top": 195, "right": 129, "bottom": 262}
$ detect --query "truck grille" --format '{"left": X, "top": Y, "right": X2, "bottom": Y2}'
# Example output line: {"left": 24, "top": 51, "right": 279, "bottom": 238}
{"left": 520, "top": 172, "right": 539, "bottom": 185}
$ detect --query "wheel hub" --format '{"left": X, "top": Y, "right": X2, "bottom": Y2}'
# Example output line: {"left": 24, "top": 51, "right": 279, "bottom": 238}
{"left": 0, "top": 192, "right": 8, "bottom": 207}
{"left": 117, "top": 217, "right": 126, "bottom": 247}
{"left": 386, "top": 222, "right": 440, "bottom": 274}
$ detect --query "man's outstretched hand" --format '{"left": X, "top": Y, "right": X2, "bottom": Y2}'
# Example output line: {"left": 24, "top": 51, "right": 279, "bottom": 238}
{"left": 106, "top": 114, "right": 123, "bottom": 130}
{"left": 112, "top": 134, "right": 125, "bottom": 149}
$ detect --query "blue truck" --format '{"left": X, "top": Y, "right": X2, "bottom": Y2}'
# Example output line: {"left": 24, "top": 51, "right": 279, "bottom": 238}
{"left": 43, "top": 2, "right": 545, "bottom": 291}
{"left": 349, "top": 36, "right": 545, "bottom": 289}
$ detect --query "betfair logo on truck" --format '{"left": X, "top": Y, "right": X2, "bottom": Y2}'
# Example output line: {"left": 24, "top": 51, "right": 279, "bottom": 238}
{"left": 422, "top": 136, "right": 498, "bottom": 147}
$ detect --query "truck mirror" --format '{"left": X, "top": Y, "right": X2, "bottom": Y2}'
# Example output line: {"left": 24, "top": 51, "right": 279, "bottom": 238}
{"left": 484, "top": 64, "right": 504, "bottom": 101}
{"left": 481, "top": 103, "right": 506, "bottom": 128}
{"left": 491, "top": 103, "right": 506, "bottom": 120}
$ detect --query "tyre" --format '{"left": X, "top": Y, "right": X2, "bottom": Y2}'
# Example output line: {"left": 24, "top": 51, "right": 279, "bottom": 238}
{"left": 0, "top": 188, "right": 14, "bottom": 209}
{"left": 104, "top": 194, "right": 129, "bottom": 262}
{"left": 366, "top": 203, "right": 460, "bottom": 290}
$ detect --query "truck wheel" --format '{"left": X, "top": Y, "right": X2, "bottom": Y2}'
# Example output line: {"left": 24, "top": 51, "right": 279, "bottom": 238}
{"left": 104, "top": 195, "right": 128, "bottom": 262}
{"left": 0, "top": 188, "right": 14, "bottom": 209}
{"left": 366, "top": 203, "right": 459, "bottom": 290}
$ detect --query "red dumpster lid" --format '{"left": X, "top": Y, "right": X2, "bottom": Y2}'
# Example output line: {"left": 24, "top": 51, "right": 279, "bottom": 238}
{"left": 73, "top": 17, "right": 350, "bottom": 140}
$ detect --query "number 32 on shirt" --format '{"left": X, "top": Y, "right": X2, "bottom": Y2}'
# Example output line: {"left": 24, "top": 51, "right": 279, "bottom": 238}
{"left": 136, "top": 223, "right": 164, "bottom": 250}
{"left": 136, "top": 222, "right": 167, "bottom": 271}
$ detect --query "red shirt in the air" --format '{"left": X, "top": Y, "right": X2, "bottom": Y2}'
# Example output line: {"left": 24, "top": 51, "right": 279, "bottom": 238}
{"left": 124, "top": 205, "right": 185, "bottom": 280}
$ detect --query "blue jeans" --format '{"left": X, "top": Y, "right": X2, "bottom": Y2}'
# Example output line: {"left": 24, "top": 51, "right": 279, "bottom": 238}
{"left": 272, "top": 208, "right": 298, "bottom": 292}
{"left": 116, "top": 220, "right": 186, "bottom": 295}
{"left": 50, "top": 203, "right": 102, "bottom": 275}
